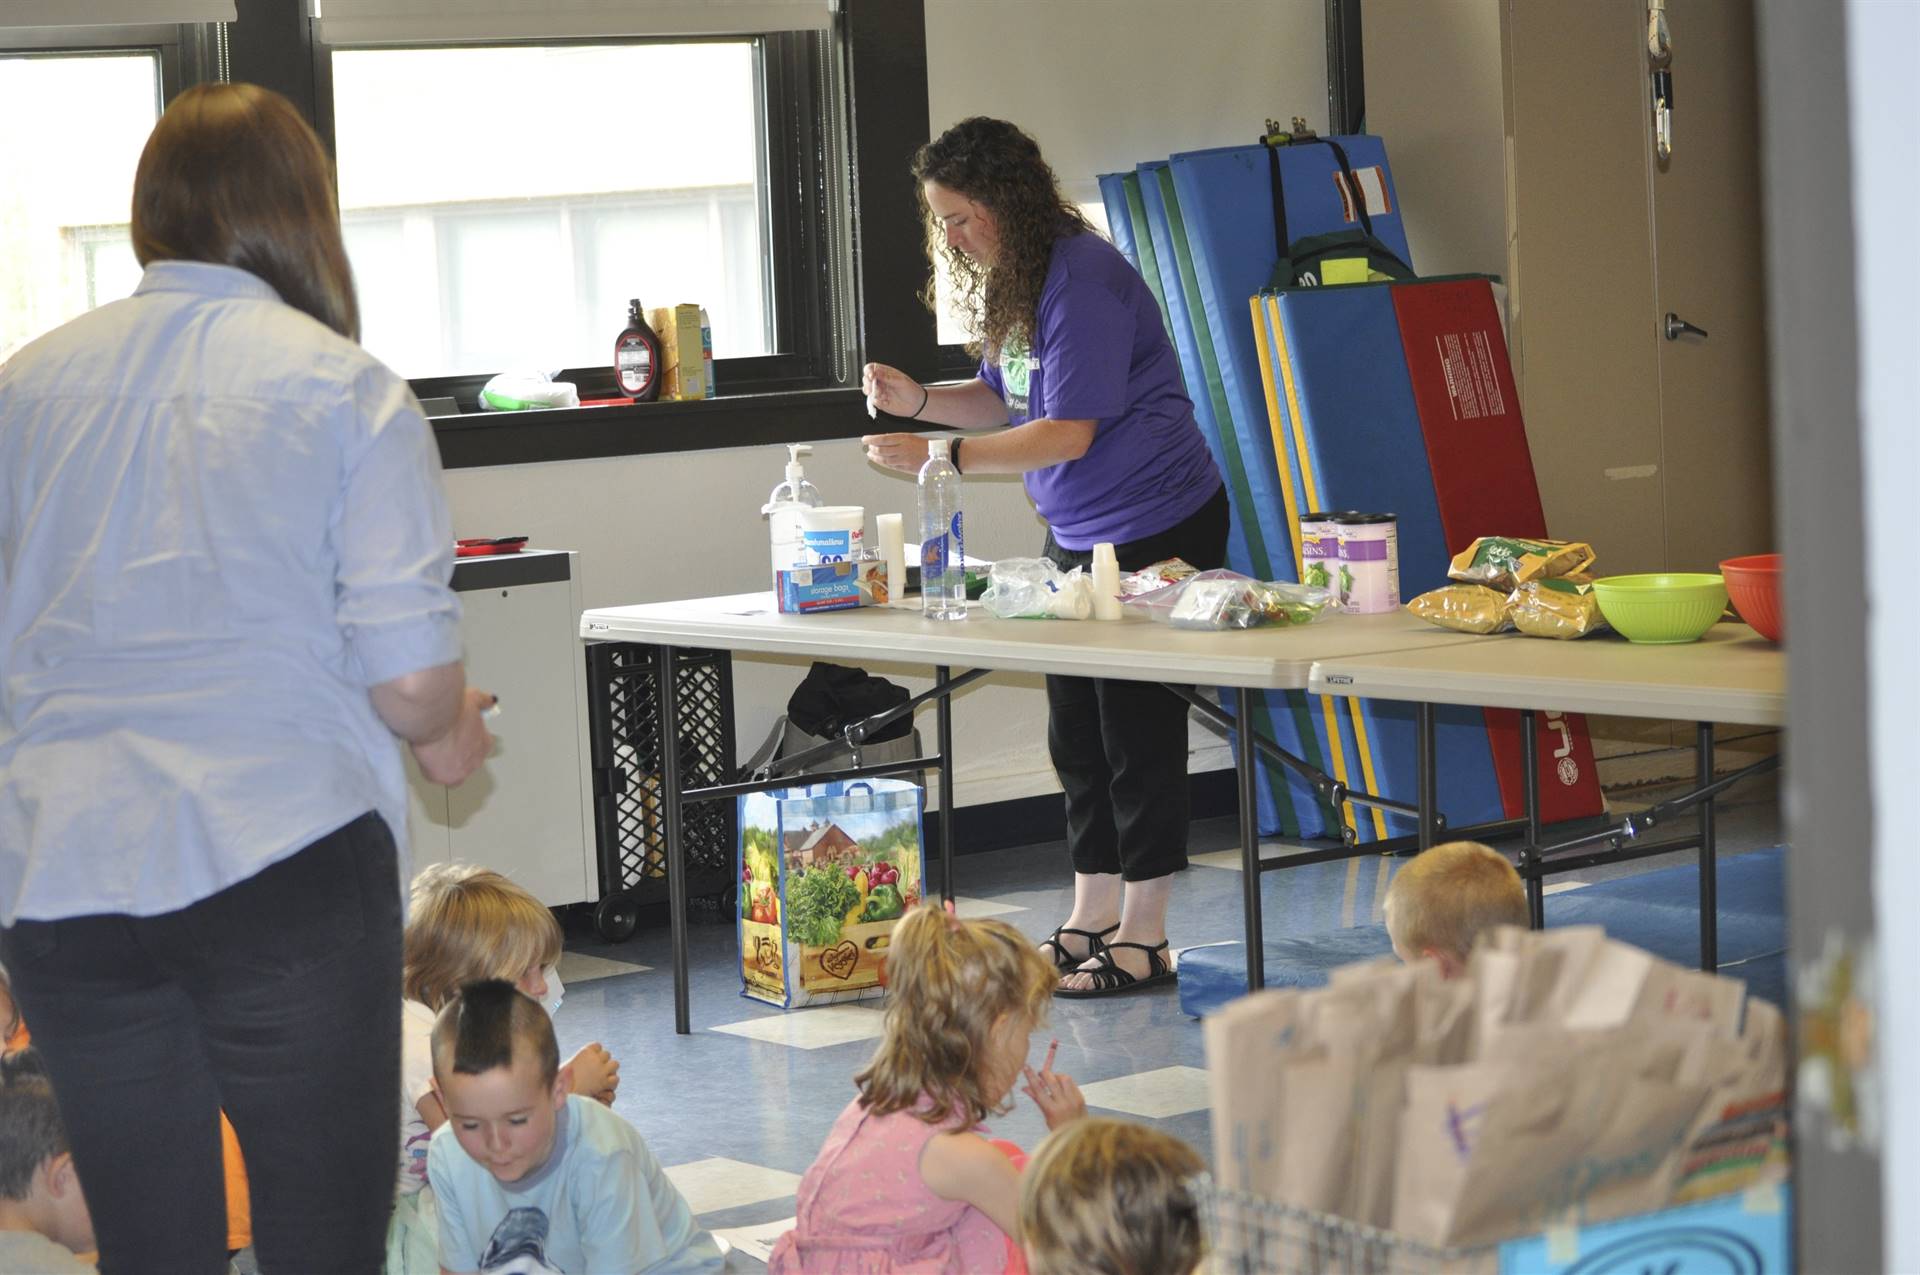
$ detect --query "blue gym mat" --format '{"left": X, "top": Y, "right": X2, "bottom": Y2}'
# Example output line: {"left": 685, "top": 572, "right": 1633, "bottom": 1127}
{"left": 1129, "top": 161, "right": 1329, "bottom": 839}
{"left": 1177, "top": 846, "right": 1788, "bottom": 1018}
{"left": 1257, "top": 283, "right": 1508, "bottom": 839}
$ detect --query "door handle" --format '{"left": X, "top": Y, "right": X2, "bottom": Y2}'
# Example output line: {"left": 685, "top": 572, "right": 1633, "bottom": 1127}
{"left": 1665, "top": 313, "right": 1708, "bottom": 341}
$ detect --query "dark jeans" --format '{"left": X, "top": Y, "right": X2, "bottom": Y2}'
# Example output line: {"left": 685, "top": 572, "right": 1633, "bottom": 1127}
{"left": 1043, "top": 484, "right": 1231, "bottom": 881}
{"left": 4, "top": 813, "right": 402, "bottom": 1275}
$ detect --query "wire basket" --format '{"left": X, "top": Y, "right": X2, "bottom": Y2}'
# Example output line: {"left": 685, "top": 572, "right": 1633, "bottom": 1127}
{"left": 585, "top": 643, "right": 737, "bottom": 905}
{"left": 1197, "top": 1179, "right": 1496, "bottom": 1275}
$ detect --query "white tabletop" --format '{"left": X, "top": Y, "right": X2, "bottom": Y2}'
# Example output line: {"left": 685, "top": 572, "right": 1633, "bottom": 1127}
{"left": 581, "top": 594, "right": 1490, "bottom": 690}
{"left": 1307, "top": 622, "right": 1785, "bottom": 726}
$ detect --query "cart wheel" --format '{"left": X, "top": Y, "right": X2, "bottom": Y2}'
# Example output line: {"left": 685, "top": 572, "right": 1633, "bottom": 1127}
{"left": 593, "top": 894, "right": 639, "bottom": 943}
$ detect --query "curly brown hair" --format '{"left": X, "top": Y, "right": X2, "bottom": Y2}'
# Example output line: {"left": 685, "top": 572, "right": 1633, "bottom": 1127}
{"left": 912, "top": 117, "right": 1093, "bottom": 362}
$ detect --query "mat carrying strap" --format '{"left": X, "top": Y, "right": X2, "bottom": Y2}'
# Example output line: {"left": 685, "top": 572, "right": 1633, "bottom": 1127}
{"left": 1262, "top": 131, "right": 1415, "bottom": 290}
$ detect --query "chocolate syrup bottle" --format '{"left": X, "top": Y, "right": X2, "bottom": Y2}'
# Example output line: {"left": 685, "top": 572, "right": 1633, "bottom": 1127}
{"left": 613, "top": 298, "right": 662, "bottom": 401}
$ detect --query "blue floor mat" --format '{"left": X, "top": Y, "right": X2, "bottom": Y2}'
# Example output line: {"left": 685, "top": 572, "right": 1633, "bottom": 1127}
{"left": 1178, "top": 846, "right": 1787, "bottom": 1018}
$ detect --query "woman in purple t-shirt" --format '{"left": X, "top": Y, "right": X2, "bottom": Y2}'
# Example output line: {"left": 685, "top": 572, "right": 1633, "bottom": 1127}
{"left": 863, "top": 117, "right": 1228, "bottom": 998}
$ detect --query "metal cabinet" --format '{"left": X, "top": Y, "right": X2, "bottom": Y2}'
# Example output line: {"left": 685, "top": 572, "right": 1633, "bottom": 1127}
{"left": 405, "top": 550, "right": 597, "bottom": 907}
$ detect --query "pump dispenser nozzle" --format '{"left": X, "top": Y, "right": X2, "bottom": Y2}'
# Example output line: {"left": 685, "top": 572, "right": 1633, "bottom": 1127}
{"left": 785, "top": 443, "right": 812, "bottom": 484}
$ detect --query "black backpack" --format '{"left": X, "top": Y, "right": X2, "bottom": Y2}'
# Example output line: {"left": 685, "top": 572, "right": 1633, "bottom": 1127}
{"left": 1262, "top": 130, "right": 1416, "bottom": 290}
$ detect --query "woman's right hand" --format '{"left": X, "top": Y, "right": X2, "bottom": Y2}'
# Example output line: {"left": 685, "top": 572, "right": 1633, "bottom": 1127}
{"left": 409, "top": 687, "right": 494, "bottom": 786}
{"left": 862, "top": 362, "right": 924, "bottom": 419}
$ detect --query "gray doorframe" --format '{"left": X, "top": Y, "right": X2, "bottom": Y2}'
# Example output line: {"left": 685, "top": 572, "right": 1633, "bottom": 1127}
{"left": 1756, "top": 1, "right": 1880, "bottom": 1267}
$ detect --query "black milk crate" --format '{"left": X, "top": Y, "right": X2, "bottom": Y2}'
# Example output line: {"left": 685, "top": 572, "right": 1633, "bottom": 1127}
{"left": 585, "top": 643, "right": 737, "bottom": 940}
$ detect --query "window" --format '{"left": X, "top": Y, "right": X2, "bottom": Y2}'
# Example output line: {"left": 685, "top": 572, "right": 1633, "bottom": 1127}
{"left": 323, "top": 31, "right": 853, "bottom": 399}
{"left": 0, "top": 51, "right": 160, "bottom": 361}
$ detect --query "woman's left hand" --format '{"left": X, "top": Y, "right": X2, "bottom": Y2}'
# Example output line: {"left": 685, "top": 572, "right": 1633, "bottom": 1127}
{"left": 863, "top": 432, "right": 932, "bottom": 474}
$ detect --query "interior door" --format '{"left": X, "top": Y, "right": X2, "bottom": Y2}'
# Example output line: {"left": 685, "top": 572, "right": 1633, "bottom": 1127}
{"left": 1502, "top": 0, "right": 1669, "bottom": 574}
{"left": 1502, "top": 0, "right": 1771, "bottom": 575}
{"left": 1648, "top": 0, "right": 1774, "bottom": 568}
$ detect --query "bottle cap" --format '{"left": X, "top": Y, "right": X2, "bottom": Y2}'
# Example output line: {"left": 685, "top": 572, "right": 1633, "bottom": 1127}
{"left": 928, "top": 438, "right": 949, "bottom": 458}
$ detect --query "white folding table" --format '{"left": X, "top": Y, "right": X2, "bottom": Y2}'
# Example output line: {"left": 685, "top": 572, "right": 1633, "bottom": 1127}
{"left": 580, "top": 595, "right": 1497, "bottom": 1032}
{"left": 1308, "top": 622, "right": 1785, "bottom": 969}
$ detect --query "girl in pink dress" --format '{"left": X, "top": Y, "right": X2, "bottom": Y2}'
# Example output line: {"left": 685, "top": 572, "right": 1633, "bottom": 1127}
{"left": 769, "top": 908, "right": 1086, "bottom": 1273}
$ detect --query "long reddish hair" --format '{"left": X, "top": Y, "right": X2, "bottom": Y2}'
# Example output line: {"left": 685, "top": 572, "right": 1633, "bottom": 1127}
{"left": 132, "top": 82, "right": 359, "bottom": 340}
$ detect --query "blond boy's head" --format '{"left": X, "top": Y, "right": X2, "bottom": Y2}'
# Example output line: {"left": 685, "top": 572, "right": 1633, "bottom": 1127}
{"left": 1383, "top": 840, "right": 1527, "bottom": 977}
{"left": 1019, "top": 1118, "right": 1206, "bottom": 1275}
{"left": 404, "top": 864, "right": 563, "bottom": 1011}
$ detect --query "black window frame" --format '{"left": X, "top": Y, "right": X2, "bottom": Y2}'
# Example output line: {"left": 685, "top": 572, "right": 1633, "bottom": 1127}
{"left": 0, "top": 20, "right": 219, "bottom": 95}
{"left": 307, "top": 23, "right": 854, "bottom": 411}
{"left": 2, "top": 0, "right": 947, "bottom": 469}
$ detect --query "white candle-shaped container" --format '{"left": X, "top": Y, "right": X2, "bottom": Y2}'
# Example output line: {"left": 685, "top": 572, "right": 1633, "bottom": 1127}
{"left": 876, "top": 512, "right": 907, "bottom": 607}
{"left": 1090, "top": 543, "right": 1123, "bottom": 620}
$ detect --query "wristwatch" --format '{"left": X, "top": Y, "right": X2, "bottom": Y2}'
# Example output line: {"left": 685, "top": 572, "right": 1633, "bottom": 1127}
{"left": 950, "top": 437, "right": 964, "bottom": 474}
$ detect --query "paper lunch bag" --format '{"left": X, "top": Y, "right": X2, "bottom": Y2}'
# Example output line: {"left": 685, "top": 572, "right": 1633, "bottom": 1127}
{"left": 737, "top": 778, "right": 924, "bottom": 1009}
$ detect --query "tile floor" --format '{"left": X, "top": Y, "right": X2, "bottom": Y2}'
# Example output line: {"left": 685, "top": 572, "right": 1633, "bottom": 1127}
{"left": 549, "top": 772, "right": 1782, "bottom": 1269}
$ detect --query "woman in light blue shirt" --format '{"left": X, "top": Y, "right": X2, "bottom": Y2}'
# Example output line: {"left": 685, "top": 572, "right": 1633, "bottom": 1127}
{"left": 0, "top": 83, "right": 493, "bottom": 1274}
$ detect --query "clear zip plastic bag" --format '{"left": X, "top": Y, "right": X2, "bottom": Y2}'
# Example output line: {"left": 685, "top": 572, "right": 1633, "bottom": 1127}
{"left": 979, "top": 558, "right": 1093, "bottom": 620}
{"left": 1122, "top": 569, "right": 1334, "bottom": 631}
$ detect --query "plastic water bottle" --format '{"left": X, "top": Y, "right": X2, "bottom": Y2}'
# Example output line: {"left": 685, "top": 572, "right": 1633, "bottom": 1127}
{"left": 918, "top": 438, "right": 968, "bottom": 621}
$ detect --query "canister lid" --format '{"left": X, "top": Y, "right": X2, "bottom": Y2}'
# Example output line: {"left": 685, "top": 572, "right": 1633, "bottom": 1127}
{"left": 1329, "top": 512, "right": 1397, "bottom": 525}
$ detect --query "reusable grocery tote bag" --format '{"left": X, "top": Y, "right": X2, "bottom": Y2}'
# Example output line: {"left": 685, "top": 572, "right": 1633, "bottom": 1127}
{"left": 738, "top": 778, "right": 924, "bottom": 1008}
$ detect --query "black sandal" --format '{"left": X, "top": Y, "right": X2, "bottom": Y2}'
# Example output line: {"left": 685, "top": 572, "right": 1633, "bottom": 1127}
{"left": 1053, "top": 940, "right": 1178, "bottom": 999}
{"left": 1038, "top": 923, "right": 1118, "bottom": 974}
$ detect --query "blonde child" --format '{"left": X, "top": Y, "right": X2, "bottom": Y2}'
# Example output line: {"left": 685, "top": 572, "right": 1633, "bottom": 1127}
{"left": 1382, "top": 840, "right": 1529, "bottom": 978}
{"left": 0, "top": 1051, "right": 95, "bottom": 1273}
{"left": 387, "top": 865, "right": 621, "bottom": 1273}
{"left": 771, "top": 908, "right": 1086, "bottom": 1273}
{"left": 1018, "top": 1117, "right": 1206, "bottom": 1275}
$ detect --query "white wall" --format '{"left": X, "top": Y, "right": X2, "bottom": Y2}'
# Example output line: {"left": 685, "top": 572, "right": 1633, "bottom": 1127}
{"left": 1360, "top": 0, "right": 1507, "bottom": 280}
{"left": 443, "top": 441, "right": 1232, "bottom": 809}
{"left": 924, "top": 0, "right": 1328, "bottom": 203}
{"left": 1856, "top": 0, "right": 1920, "bottom": 1263}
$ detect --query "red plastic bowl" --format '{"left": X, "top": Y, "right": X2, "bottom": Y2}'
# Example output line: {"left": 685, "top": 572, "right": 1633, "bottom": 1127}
{"left": 1719, "top": 553, "right": 1783, "bottom": 642}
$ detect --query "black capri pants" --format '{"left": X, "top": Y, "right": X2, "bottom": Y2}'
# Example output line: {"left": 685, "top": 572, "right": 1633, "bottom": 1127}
{"left": 1042, "top": 483, "right": 1230, "bottom": 881}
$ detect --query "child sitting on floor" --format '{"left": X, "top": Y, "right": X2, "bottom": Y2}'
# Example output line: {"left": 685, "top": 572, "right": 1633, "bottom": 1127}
{"left": 1383, "top": 839, "right": 1529, "bottom": 978}
{"left": 0, "top": 1051, "right": 95, "bottom": 1273}
{"left": 1018, "top": 1117, "right": 1207, "bottom": 1275}
{"left": 427, "top": 980, "right": 721, "bottom": 1274}
{"left": 390, "top": 865, "right": 622, "bottom": 1272}
{"left": 771, "top": 908, "right": 1086, "bottom": 1273}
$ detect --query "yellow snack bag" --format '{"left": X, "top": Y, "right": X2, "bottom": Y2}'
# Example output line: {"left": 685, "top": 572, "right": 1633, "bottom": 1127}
{"left": 1510, "top": 577, "right": 1609, "bottom": 639}
{"left": 1406, "top": 585, "right": 1513, "bottom": 634}
{"left": 1448, "top": 536, "right": 1597, "bottom": 590}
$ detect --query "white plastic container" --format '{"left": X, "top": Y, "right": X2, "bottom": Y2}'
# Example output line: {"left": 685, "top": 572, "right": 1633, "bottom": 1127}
{"left": 875, "top": 512, "right": 907, "bottom": 607}
{"left": 799, "top": 505, "right": 865, "bottom": 564}
{"left": 1090, "top": 543, "right": 1123, "bottom": 620}
{"left": 1334, "top": 513, "right": 1400, "bottom": 614}
{"left": 763, "top": 444, "right": 822, "bottom": 589}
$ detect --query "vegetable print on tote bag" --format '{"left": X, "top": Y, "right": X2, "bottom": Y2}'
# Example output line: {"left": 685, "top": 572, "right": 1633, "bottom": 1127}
{"left": 738, "top": 779, "right": 925, "bottom": 1008}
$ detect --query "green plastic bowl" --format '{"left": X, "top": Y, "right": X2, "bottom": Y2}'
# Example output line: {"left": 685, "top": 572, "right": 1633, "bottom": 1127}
{"left": 1591, "top": 573, "right": 1729, "bottom": 644}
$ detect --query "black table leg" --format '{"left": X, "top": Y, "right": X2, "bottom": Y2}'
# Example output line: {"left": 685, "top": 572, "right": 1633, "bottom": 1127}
{"left": 658, "top": 646, "right": 691, "bottom": 1036}
{"left": 936, "top": 665, "right": 955, "bottom": 904}
{"left": 1698, "top": 721, "right": 1717, "bottom": 971}
{"left": 1416, "top": 701, "right": 1438, "bottom": 851}
{"left": 1237, "top": 688, "right": 1265, "bottom": 992}
{"left": 1521, "top": 709, "right": 1544, "bottom": 928}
